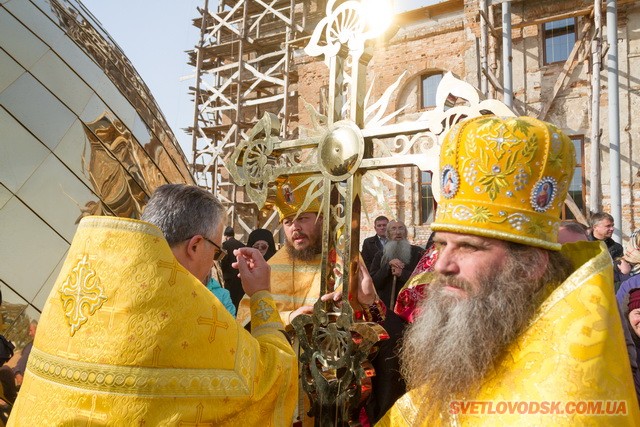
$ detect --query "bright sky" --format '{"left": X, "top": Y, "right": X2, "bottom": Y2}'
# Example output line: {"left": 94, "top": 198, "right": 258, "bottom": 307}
{"left": 80, "top": 0, "right": 430, "bottom": 160}
{"left": 81, "top": 0, "right": 207, "bottom": 157}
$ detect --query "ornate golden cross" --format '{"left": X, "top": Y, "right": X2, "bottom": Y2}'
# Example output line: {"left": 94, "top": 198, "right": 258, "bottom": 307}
{"left": 197, "top": 305, "right": 229, "bottom": 343}
{"left": 228, "top": 1, "right": 513, "bottom": 424}
{"left": 178, "top": 403, "right": 214, "bottom": 427}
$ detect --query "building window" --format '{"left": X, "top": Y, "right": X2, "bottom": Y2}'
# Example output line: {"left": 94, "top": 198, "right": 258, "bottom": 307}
{"left": 420, "top": 171, "right": 436, "bottom": 224}
{"left": 420, "top": 73, "right": 443, "bottom": 109}
{"left": 543, "top": 18, "right": 576, "bottom": 65}
{"left": 563, "top": 135, "right": 585, "bottom": 220}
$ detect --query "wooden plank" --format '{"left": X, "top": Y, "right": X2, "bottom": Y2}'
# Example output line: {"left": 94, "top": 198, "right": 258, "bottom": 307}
{"left": 482, "top": 67, "right": 503, "bottom": 92}
{"left": 564, "top": 194, "right": 588, "bottom": 225}
{"left": 538, "top": 18, "right": 593, "bottom": 120}
{"left": 253, "top": 0, "right": 304, "bottom": 32}
{"left": 243, "top": 59, "right": 286, "bottom": 93}
{"left": 495, "top": 7, "right": 592, "bottom": 31}
{"left": 243, "top": 93, "right": 286, "bottom": 106}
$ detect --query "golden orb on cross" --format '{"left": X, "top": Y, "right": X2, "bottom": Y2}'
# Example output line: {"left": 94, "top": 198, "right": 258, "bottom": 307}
{"left": 318, "top": 121, "right": 364, "bottom": 181}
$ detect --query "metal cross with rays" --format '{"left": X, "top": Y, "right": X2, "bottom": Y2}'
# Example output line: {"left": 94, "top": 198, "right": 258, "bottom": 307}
{"left": 228, "top": 1, "right": 514, "bottom": 424}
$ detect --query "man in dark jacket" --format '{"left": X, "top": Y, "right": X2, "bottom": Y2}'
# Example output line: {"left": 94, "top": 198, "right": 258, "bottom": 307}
{"left": 589, "top": 212, "right": 625, "bottom": 288}
{"left": 361, "top": 216, "right": 389, "bottom": 272}
{"left": 589, "top": 212, "right": 624, "bottom": 258}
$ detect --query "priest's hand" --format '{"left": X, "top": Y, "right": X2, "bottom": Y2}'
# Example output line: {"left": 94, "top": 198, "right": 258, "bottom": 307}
{"left": 355, "top": 257, "right": 377, "bottom": 305}
{"left": 233, "top": 247, "right": 270, "bottom": 296}
{"left": 389, "top": 258, "right": 405, "bottom": 270}
{"left": 327, "top": 257, "right": 377, "bottom": 306}
{"left": 289, "top": 305, "right": 314, "bottom": 323}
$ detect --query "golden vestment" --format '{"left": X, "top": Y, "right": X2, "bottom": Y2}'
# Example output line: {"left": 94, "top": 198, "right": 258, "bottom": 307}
{"left": 237, "top": 248, "right": 322, "bottom": 326}
{"left": 237, "top": 248, "right": 322, "bottom": 426}
{"left": 378, "top": 241, "right": 640, "bottom": 426}
{"left": 8, "top": 216, "right": 297, "bottom": 426}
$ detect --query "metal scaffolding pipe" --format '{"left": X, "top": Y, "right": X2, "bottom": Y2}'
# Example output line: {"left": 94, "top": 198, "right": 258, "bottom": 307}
{"left": 607, "top": 0, "right": 622, "bottom": 242}
{"left": 590, "top": 0, "right": 602, "bottom": 213}
{"left": 502, "top": 0, "right": 513, "bottom": 108}
{"left": 281, "top": 0, "right": 295, "bottom": 139}
{"left": 480, "top": 0, "right": 488, "bottom": 96}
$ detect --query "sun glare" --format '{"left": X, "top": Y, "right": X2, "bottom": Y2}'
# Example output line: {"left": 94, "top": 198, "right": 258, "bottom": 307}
{"left": 361, "top": 0, "right": 394, "bottom": 38}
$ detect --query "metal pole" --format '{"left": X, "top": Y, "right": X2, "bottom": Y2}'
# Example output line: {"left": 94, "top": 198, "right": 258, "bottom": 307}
{"left": 282, "top": 0, "right": 295, "bottom": 139}
{"left": 488, "top": 3, "right": 496, "bottom": 99}
{"left": 502, "top": 0, "right": 513, "bottom": 108}
{"left": 607, "top": 0, "right": 622, "bottom": 242}
{"left": 589, "top": 0, "right": 602, "bottom": 213}
{"left": 480, "top": 0, "right": 488, "bottom": 96}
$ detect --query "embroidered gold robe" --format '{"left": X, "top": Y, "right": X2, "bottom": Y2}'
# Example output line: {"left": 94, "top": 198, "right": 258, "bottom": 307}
{"left": 237, "top": 248, "right": 323, "bottom": 426}
{"left": 8, "top": 216, "right": 297, "bottom": 426}
{"left": 377, "top": 241, "right": 640, "bottom": 426}
{"left": 237, "top": 248, "right": 322, "bottom": 326}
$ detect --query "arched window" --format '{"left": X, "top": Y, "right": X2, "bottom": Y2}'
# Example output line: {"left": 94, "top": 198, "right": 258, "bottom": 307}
{"left": 420, "top": 72, "right": 443, "bottom": 109}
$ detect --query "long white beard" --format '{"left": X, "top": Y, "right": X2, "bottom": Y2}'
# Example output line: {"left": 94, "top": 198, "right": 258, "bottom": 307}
{"left": 380, "top": 239, "right": 412, "bottom": 267}
{"left": 400, "top": 254, "right": 548, "bottom": 422}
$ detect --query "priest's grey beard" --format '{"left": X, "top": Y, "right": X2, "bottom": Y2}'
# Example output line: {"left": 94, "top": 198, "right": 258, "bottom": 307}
{"left": 380, "top": 239, "right": 412, "bottom": 268}
{"left": 400, "top": 246, "right": 572, "bottom": 423}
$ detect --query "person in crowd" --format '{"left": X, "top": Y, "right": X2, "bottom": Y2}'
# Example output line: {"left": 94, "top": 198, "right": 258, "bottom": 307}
{"left": 8, "top": 184, "right": 297, "bottom": 426}
{"left": 362, "top": 216, "right": 389, "bottom": 272}
{"left": 237, "top": 175, "right": 324, "bottom": 328}
{"left": 220, "top": 225, "right": 245, "bottom": 310}
{"left": 589, "top": 212, "right": 623, "bottom": 256}
{"left": 12, "top": 320, "right": 37, "bottom": 389}
{"left": 379, "top": 116, "right": 639, "bottom": 425}
{"left": 367, "top": 220, "right": 423, "bottom": 423}
{"left": 616, "top": 229, "right": 640, "bottom": 403}
{"left": 370, "top": 221, "right": 424, "bottom": 311}
{"left": 558, "top": 220, "right": 588, "bottom": 243}
{"left": 0, "top": 335, "right": 16, "bottom": 407}
{"left": 206, "top": 276, "right": 236, "bottom": 316}
{"left": 589, "top": 212, "right": 626, "bottom": 289}
{"left": 628, "top": 290, "right": 640, "bottom": 339}
{"left": 624, "top": 230, "right": 640, "bottom": 277}
{"left": 618, "top": 283, "right": 640, "bottom": 404}
{"left": 247, "top": 228, "right": 277, "bottom": 261}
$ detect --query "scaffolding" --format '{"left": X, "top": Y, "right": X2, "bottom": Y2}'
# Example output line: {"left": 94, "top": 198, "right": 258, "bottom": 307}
{"left": 188, "top": 0, "right": 314, "bottom": 235}
{"left": 189, "top": 0, "right": 627, "bottom": 233}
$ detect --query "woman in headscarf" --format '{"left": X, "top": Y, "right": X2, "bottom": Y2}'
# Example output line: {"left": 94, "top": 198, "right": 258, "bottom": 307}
{"left": 247, "top": 228, "right": 277, "bottom": 261}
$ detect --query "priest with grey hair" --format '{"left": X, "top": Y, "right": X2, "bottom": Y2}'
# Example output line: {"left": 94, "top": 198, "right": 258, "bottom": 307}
{"left": 370, "top": 220, "right": 424, "bottom": 310}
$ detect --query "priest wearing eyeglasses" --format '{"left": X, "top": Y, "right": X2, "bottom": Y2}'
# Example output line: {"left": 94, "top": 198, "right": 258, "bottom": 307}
{"left": 8, "top": 184, "right": 297, "bottom": 426}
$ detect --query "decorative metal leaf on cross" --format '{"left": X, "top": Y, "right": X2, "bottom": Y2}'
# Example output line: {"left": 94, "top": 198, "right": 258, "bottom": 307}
{"left": 228, "top": 1, "right": 514, "bottom": 425}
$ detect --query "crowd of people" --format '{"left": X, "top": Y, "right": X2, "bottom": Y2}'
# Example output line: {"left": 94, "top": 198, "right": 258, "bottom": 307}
{"left": 5, "top": 115, "right": 640, "bottom": 425}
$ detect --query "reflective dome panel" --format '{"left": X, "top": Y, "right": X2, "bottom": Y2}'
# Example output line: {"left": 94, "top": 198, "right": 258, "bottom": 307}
{"left": 0, "top": 0, "right": 194, "bottom": 348}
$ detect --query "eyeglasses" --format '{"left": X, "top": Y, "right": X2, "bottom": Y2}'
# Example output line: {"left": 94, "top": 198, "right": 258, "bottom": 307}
{"left": 201, "top": 236, "right": 227, "bottom": 262}
{"left": 252, "top": 243, "right": 269, "bottom": 251}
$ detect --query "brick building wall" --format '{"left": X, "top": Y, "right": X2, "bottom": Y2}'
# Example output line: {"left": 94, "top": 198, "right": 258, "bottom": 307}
{"left": 290, "top": 0, "right": 640, "bottom": 246}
